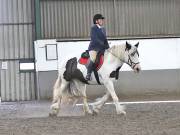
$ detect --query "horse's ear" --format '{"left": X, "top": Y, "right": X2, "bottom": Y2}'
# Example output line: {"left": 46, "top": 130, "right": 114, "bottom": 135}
{"left": 126, "top": 41, "right": 131, "bottom": 50}
{"left": 135, "top": 42, "right": 139, "bottom": 48}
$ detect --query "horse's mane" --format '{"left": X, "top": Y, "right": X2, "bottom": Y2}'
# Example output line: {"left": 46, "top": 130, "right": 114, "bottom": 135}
{"left": 107, "top": 44, "right": 125, "bottom": 59}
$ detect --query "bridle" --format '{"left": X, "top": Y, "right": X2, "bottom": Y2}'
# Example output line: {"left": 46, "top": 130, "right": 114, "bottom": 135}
{"left": 127, "top": 50, "right": 140, "bottom": 69}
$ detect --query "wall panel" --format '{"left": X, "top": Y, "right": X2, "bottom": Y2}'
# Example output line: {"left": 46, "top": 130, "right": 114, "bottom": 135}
{"left": 0, "top": 61, "right": 35, "bottom": 101}
{"left": 40, "top": 0, "right": 180, "bottom": 39}
{"left": 0, "top": 0, "right": 35, "bottom": 101}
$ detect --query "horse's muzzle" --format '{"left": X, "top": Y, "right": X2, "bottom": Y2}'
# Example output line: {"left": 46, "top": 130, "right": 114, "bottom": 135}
{"left": 133, "top": 64, "right": 141, "bottom": 73}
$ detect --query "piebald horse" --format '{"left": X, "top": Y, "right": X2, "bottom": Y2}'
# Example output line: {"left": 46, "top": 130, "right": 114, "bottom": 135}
{"left": 49, "top": 42, "right": 141, "bottom": 116}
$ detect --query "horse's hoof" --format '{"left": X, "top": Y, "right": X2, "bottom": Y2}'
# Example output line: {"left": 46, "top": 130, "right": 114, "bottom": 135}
{"left": 116, "top": 105, "right": 126, "bottom": 115}
{"left": 49, "top": 113, "right": 57, "bottom": 117}
{"left": 87, "top": 110, "right": 93, "bottom": 115}
{"left": 49, "top": 112, "right": 57, "bottom": 117}
{"left": 92, "top": 110, "right": 99, "bottom": 116}
{"left": 92, "top": 105, "right": 100, "bottom": 115}
{"left": 117, "top": 110, "right": 126, "bottom": 116}
{"left": 92, "top": 107, "right": 99, "bottom": 116}
{"left": 83, "top": 109, "right": 93, "bottom": 116}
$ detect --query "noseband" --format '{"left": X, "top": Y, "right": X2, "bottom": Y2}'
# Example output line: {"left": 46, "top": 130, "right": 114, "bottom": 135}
{"left": 127, "top": 50, "right": 140, "bottom": 69}
{"left": 127, "top": 55, "right": 140, "bottom": 69}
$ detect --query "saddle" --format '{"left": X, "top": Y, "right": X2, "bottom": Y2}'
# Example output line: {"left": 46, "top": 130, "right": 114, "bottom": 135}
{"left": 78, "top": 50, "right": 104, "bottom": 71}
{"left": 78, "top": 50, "right": 104, "bottom": 85}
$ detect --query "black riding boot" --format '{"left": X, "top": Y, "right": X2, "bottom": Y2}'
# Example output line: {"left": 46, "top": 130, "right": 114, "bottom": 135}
{"left": 86, "top": 61, "right": 94, "bottom": 81}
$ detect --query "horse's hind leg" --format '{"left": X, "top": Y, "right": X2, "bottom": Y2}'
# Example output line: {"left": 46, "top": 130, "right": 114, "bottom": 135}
{"left": 91, "top": 92, "right": 110, "bottom": 114}
{"left": 83, "top": 93, "right": 92, "bottom": 115}
{"left": 74, "top": 81, "right": 92, "bottom": 115}
{"left": 82, "top": 87, "right": 92, "bottom": 115}
{"left": 49, "top": 97, "right": 61, "bottom": 116}
{"left": 104, "top": 80, "right": 126, "bottom": 115}
{"left": 49, "top": 77, "right": 69, "bottom": 116}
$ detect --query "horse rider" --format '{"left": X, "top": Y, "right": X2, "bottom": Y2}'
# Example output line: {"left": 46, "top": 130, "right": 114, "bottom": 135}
{"left": 86, "top": 14, "right": 110, "bottom": 81}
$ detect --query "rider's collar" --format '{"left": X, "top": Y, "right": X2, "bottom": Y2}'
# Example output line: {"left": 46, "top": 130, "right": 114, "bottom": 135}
{"left": 96, "top": 24, "right": 102, "bottom": 29}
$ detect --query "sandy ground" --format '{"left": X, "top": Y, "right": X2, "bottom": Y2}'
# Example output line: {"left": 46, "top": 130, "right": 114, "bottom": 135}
{"left": 0, "top": 100, "right": 180, "bottom": 135}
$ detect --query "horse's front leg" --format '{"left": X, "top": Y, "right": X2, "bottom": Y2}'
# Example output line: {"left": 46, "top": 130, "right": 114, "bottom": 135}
{"left": 91, "top": 92, "right": 110, "bottom": 114}
{"left": 104, "top": 80, "right": 126, "bottom": 115}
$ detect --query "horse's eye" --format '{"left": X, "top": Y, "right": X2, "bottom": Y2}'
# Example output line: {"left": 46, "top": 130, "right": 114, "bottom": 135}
{"left": 131, "top": 53, "right": 135, "bottom": 56}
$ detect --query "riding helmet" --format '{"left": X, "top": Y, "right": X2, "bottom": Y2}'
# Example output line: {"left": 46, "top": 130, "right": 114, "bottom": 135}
{"left": 93, "top": 14, "right": 105, "bottom": 24}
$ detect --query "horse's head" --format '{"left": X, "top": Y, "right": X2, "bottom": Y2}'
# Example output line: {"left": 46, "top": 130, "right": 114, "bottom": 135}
{"left": 124, "top": 42, "right": 141, "bottom": 73}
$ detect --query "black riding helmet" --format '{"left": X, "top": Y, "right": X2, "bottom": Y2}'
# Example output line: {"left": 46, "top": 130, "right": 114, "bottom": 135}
{"left": 93, "top": 14, "right": 105, "bottom": 24}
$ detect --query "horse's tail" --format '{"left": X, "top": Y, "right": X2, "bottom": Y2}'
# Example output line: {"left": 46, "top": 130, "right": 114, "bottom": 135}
{"left": 54, "top": 75, "right": 61, "bottom": 90}
{"left": 52, "top": 75, "right": 62, "bottom": 103}
{"left": 56, "top": 80, "right": 81, "bottom": 106}
{"left": 54, "top": 75, "right": 80, "bottom": 97}
{"left": 67, "top": 81, "right": 81, "bottom": 97}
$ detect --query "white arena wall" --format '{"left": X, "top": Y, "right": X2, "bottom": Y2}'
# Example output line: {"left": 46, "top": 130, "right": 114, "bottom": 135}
{"left": 34, "top": 38, "right": 180, "bottom": 101}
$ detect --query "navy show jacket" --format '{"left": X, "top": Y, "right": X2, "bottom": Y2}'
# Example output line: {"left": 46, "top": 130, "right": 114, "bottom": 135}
{"left": 88, "top": 25, "right": 109, "bottom": 52}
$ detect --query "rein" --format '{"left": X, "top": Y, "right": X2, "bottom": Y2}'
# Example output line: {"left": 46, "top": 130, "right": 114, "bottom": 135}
{"left": 106, "top": 49, "right": 123, "bottom": 62}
